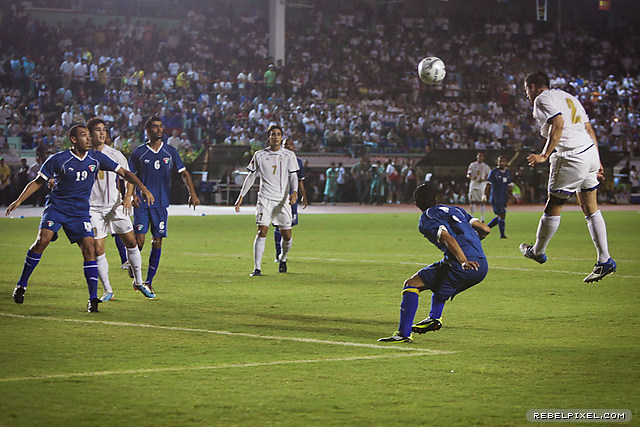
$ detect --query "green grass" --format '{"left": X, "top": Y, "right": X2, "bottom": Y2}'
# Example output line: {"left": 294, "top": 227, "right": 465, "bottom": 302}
{"left": 0, "top": 210, "right": 639, "bottom": 426}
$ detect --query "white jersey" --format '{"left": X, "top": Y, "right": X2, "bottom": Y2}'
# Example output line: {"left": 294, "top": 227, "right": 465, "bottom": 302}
{"left": 533, "top": 89, "right": 593, "bottom": 152}
{"left": 247, "top": 147, "right": 299, "bottom": 202}
{"left": 467, "top": 161, "right": 491, "bottom": 189}
{"left": 89, "top": 145, "right": 129, "bottom": 209}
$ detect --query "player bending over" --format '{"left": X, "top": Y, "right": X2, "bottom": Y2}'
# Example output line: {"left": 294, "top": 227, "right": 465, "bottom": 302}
{"left": 379, "top": 183, "right": 490, "bottom": 343}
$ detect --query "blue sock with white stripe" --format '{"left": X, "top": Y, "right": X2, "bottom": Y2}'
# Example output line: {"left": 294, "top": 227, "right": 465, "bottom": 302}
{"left": 274, "top": 227, "right": 282, "bottom": 259}
{"left": 487, "top": 217, "right": 499, "bottom": 228}
{"left": 398, "top": 286, "right": 420, "bottom": 337}
{"left": 84, "top": 260, "right": 99, "bottom": 300}
{"left": 428, "top": 294, "right": 446, "bottom": 320}
{"left": 17, "top": 250, "right": 42, "bottom": 288}
{"left": 146, "top": 248, "right": 161, "bottom": 284}
{"left": 114, "top": 234, "right": 128, "bottom": 265}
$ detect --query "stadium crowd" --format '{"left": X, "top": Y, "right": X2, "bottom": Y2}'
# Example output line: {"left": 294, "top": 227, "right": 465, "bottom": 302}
{"left": 0, "top": 0, "right": 638, "bottom": 205}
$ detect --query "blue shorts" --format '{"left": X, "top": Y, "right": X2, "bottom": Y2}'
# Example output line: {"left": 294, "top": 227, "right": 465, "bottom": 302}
{"left": 492, "top": 200, "right": 507, "bottom": 215}
{"left": 417, "top": 258, "right": 488, "bottom": 300}
{"left": 40, "top": 208, "right": 94, "bottom": 244}
{"left": 133, "top": 207, "right": 168, "bottom": 238}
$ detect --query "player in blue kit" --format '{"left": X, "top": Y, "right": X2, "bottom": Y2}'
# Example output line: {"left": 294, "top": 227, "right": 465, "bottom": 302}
{"left": 128, "top": 117, "right": 200, "bottom": 294}
{"left": 485, "top": 155, "right": 513, "bottom": 239}
{"left": 273, "top": 138, "right": 307, "bottom": 266}
{"left": 6, "top": 124, "right": 154, "bottom": 312}
{"left": 379, "top": 184, "right": 490, "bottom": 342}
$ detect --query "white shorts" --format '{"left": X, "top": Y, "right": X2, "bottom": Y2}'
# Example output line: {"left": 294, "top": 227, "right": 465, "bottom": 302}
{"left": 256, "top": 197, "right": 292, "bottom": 229}
{"left": 90, "top": 205, "right": 134, "bottom": 239}
{"left": 548, "top": 144, "right": 600, "bottom": 199}
{"left": 468, "top": 184, "right": 487, "bottom": 203}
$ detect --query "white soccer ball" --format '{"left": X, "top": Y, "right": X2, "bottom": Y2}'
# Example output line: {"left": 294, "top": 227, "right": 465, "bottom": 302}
{"left": 417, "top": 57, "right": 446, "bottom": 85}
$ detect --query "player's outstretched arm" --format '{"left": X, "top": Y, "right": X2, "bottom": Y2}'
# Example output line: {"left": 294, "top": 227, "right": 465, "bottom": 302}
{"left": 5, "top": 177, "right": 45, "bottom": 216}
{"left": 180, "top": 170, "right": 200, "bottom": 209}
{"left": 438, "top": 229, "right": 479, "bottom": 270}
{"left": 118, "top": 169, "right": 155, "bottom": 205}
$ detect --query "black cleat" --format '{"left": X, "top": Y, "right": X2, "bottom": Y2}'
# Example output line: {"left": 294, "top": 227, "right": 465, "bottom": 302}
{"left": 12, "top": 286, "right": 26, "bottom": 304}
{"left": 378, "top": 331, "right": 413, "bottom": 343}
{"left": 250, "top": 269, "right": 261, "bottom": 277}
{"left": 412, "top": 317, "right": 442, "bottom": 334}
{"left": 279, "top": 261, "right": 287, "bottom": 273}
{"left": 87, "top": 298, "right": 101, "bottom": 313}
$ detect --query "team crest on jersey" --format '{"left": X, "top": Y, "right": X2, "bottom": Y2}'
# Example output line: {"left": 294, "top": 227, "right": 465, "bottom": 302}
{"left": 47, "top": 220, "right": 54, "bottom": 227}
{"left": 136, "top": 224, "right": 144, "bottom": 231}
{"left": 163, "top": 157, "right": 170, "bottom": 164}
{"left": 88, "top": 165, "right": 97, "bottom": 172}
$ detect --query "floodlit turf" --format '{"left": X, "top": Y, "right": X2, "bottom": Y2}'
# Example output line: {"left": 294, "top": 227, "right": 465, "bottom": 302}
{"left": 0, "top": 209, "right": 639, "bottom": 426}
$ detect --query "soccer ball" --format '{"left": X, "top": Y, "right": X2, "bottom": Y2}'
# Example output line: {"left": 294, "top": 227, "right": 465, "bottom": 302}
{"left": 417, "top": 57, "right": 446, "bottom": 85}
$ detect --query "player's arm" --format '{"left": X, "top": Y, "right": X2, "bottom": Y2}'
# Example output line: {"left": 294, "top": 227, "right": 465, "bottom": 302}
{"left": 585, "top": 122, "right": 605, "bottom": 181}
{"left": 437, "top": 228, "right": 479, "bottom": 270}
{"left": 116, "top": 168, "right": 155, "bottom": 205}
{"left": 470, "top": 218, "right": 491, "bottom": 240}
{"left": 234, "top": 170, "right": 257, "bottom": 212}
{"left": 5, "top": 176, "right": 45, "bottom": 215}
{"left": 528, "top": 114, "right": 564, "bottom": 166}
{"left": 298, "top": 179, "right": 308, "bottom": 208}
{"left": 288, "top": 171, "right": 298, "bottom": 205}
{"left": 180, "top": 169, "right": 200, "bottom": 209}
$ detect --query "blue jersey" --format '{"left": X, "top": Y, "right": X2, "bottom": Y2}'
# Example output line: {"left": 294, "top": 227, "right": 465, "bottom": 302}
{"left": 39, "top": 149, "right": 120, "bottom": 218}
{"left": 419, "top": 204, "right": 486, "bottom": 263}
{"left": 487, "top": 168, "right": 512, "bottom": 205}
{"left": 129, "top": 142, "right": 186, "bottom": 208}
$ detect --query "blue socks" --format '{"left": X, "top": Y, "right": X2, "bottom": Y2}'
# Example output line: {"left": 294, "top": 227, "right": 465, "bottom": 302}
{"left": 84, "top": 260, "right": 99, "bottom": 299}
{"left": 398, "top": 287, "right": 420, "bottom": 337}
{"left": 498, "top": 218, "right": 506, "bottom": 237}
{"left": 428, "top": 294, "right": 446, "bottom": 320}
{"left": 488, "top": 217, "right": 499, "bottom": 228}
{"left": 146, "top": 247, "right": 161, "bottom": 284}
{"left": 114, "top": 234, "right": 127, "bottom": 265}
{"left": 17, "top": 249, "right": 42, "bottom": 288}
{"left": 274, "top": 227, "right": 282, "bottom": 259}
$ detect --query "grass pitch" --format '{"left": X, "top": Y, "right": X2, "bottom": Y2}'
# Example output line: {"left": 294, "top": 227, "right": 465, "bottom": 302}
{"left": 0, "top": 209, "right": 638, "bottom": 426}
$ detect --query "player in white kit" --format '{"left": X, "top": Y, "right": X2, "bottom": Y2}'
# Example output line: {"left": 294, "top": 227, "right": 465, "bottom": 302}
{"left": 87, "top": 118, "right": 155, "bottom": 300}
{"left": 467, "top": 152, "right": 491, "bottom": 221}
{"left": 520, "top": 71, "right": 616, "bottom": 283}
{"left": 234, "top": 125, "right": 299, "bottom": 276}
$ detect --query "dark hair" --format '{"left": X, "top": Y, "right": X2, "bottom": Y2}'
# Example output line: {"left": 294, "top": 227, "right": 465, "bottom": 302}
{"left": 524, "top": 71, "right": 550, "bottom": 89}
{"left": 267, "top": 124, "right": 283, "bottom": 135}
{"left": 414, "top": 183, "right": 438, "bottom": 211}
{"left": 68, "top": 124, "right": 87, "bottom": 140}
{"left": 144, "top": 116, "right": 163, "bottom": 130}
{"left": 86, "top": 117, "right": 106, "bottom": 132}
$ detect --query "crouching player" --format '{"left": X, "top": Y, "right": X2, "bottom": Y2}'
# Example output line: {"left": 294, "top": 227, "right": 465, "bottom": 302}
{"left": 379, "top": 184, "right": 490, "bottom": 342}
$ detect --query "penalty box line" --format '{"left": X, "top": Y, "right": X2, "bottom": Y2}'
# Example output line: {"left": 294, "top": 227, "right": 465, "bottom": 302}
{"left": 0, "top": 312, "right": 454, "bottom": 354}
{"left": 0, "top": 353, "right": 434, "bottom": 383}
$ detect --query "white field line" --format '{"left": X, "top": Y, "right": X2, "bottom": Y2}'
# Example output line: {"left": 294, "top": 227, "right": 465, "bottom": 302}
{"left": 180, "top": 252, "right": 640, "bottom": 280}
{"left": 0, "top": 352, "right": 437, "bottom": 383}
{"left": 0, "top": 313, "right": 451, "bottom": 354}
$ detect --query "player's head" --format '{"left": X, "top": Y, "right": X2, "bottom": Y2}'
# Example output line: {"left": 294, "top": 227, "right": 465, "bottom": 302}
{"left": 283, "top": 138, "right": 295, "bottom": 151}
{"left": 524, "top": 71, "right": 549, "bottom": 105}
{"left": 414, "top": 183, "right": 438, "bottom": 211}
{"left": 69, "top": 124, "right": 91, "bottom": 152}
{"left": 86, "top": 117, "right": 107, "bottom": 147}
{"left": 477, "top": 152, "right": 485, "bottom": 163}
{"left": 497, "top": 155, "right": 507, "bottom": 170}
{"left": 144, "top": 116, "right": 163, "bottom": 142}
{"left": 267, "top": 125, "right": 283, "bottom": 149}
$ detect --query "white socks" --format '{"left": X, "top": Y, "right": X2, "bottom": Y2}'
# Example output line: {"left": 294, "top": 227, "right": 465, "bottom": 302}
{"left": 586, "top": 210, "right": 611, "bottom": 263}
{"left": 280, "top": 237, "right": 292, "bottom": 262}
{"left": 533, "top": 214, "right": 561, "bottom": 255}
{"left": 126, "top": 246, "right": 144, "bottom": 284}
{"left": 254, "top": 236, "right": 266, "bottom": 271}
{"left": 96, "top": 254, "right": 112, "bottom": 292}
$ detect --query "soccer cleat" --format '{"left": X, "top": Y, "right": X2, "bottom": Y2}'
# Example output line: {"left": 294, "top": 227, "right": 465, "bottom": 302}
{"left": 279, "top": 261, "right": 287, "bottom": 273}
{"left": 121, "top": 261, "right": 131, "bottom": 270}
{"left": 583, "top": 258, "right": 617, "bottom": 283}
{"left": 12, "top": 285, "right": 26, "bottom": 304}
{"left": 412, "top": 317, "right": 442, "bottom": 334}
{"left": 132, "top": 281, "right": 155, "bottom": 299}
{"left": 519, "top": 243, "right": 547, "bottom": 264}
{"left": 500, "top": 235, "right": 507, "bottom": 239}
{"left": 377, "top": 331, "right": 413, "bottom": 343}
{"left": 145, "top": 281, "right": 155, "bottom": 295}
{"left": 87, "top": 298, "right": 101, "bottom": 313}
{"left": 250, "top": 269, "right": 261, "bottom": 277}
{"left": 100, "top": 291, "right": 114, "bottom": 302}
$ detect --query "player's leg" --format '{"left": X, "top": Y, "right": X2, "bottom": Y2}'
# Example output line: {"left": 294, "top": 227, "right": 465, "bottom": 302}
{"left": 274, "top": 202, "right": 294, "bottom": 273}
{"left": 77, "top": 235, "right": 101, "bottom": 312}
{"left": 13, "top": 227, "right": 56, "bottom": 303}
{"left": 498, "top": 212, "right": 507, "bottom": 238}
{"left": 273, "top": 226, "right": 282, "bottom": 262}
{"left": 144, "top": 208, "right": 167, "bottom": 290}
{"left": 91, "top": 210, "right": 114, "bottom": 300}
{"left": 113, "top": 234, "right": 129, "bottom": 268}
{"left": 119, "top": 231, "right": 144, "bottom": 284}
{"left": 468, "top": 189, "right": 476, "bottom": 216}
{"left": 578, "top": 189, "right": 616, "bottom": 282}
{"left": 251, "top": 199, "right": 272, "bottom": 276}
